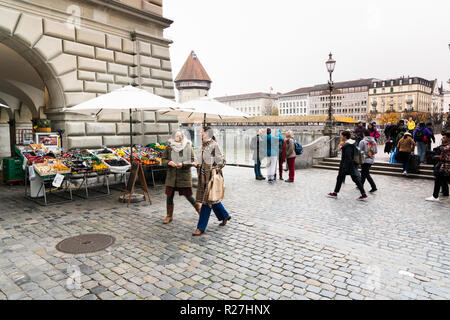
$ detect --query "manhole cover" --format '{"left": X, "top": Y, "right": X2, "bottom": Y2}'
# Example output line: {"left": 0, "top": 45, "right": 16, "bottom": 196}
{"left": 56, "top": 234, "right": 115, "bottom": 254}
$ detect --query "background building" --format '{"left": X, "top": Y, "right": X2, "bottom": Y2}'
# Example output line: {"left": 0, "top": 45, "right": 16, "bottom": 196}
{"left": 0, "top": 0, "right": 176, "bottom": 158}
{"left": 444, "top": 90, "right": 450, "bottom": 114}
{"left": 369, "top": 77, "right": 436, "bottom": 114}
{"left": 215, "top": 92, "right": 279, "bottom": 117}
{"left": 278, "top": 87, "right": 311, "bottom": 116}
{"left": 309, "top": 79, "right": 374, "bottom": 122}
{"left": 174, "top": 51, "right": 211, "bottom": 103}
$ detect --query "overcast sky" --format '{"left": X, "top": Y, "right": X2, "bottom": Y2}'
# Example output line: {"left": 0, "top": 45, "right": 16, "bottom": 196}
{"left": 164, "top": 0, "right": 450, "bottom": 98}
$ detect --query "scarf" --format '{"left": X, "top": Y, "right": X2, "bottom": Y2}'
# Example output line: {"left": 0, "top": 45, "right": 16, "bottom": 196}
{"left": 169, "top": 138, "right": 188, "bottom": 153}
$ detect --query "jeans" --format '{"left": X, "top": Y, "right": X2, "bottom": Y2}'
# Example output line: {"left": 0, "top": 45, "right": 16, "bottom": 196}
{"left": 196, "top": 202, "right": 229, "bottom": 231}
{"left": 433, "top": 174, "right": 449, "bottom": 198}
{"left": 254, "top": 159, "right": 262, "bottom": 178}
{"left": 278, "top": 155, "right": 284, "bottom": 179}
{"left": 417, "top": 141, "right": 427, "bottom": 163}
{"left": 287, "top": 157, "right": 296, "bottom": 181}
{"left": 361, "top": 163, "right": 376, "bottom": 190}
{"left": 334, "top": 167, "right": 366, "bottom": 196}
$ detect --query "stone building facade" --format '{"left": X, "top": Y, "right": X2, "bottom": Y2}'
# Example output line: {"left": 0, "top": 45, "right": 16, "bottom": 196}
{"left": 368, "top": 77, "right": 437, "bottom": 114}
{"left": 0, "top": 0, "right": 177, "bottom": 157}
{"left": 309, "top": 79, "right": 374, "bottom": 122}
{"left": 215, "top": 93, "right": 279, "bottom": 117}
{"left": 278, "top": 87, "right": 311, "bottom": 116}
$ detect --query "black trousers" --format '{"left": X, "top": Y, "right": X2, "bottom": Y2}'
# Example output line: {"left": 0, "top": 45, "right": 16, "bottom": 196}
{"left": 433, "top": 174, "right": 449, "bottom": 198}
{"left": 334, "top": 168, "right": 366, "bottom": 196}
{"left": 361, "top": 163, "right": 377, "bottom": 190}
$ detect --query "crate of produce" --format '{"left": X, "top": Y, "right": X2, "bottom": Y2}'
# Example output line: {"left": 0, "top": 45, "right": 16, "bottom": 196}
{"left": 2, "top": 157, "right": 25, "bottom": 182}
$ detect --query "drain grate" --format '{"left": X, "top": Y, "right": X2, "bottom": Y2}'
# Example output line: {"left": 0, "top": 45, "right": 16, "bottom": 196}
{"left": 56, "top": 234, "right": 115, "bottom": 254}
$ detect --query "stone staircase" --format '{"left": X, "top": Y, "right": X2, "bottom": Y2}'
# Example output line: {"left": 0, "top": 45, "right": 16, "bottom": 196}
{"left": 313, "top": 158, "right": 435, "bottom": 180}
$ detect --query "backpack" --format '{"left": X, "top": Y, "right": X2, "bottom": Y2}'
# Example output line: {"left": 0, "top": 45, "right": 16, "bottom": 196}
{"left": 353, "top": 144, "right": 364, "bottom": 165}
{"left": 294, "top": 140, "right": 303, "bottom": 155}
{"left": 415, "top": 129, "right": 424, "bottom": 142}
{"left": 366, "top": 141, "right": 377, "bottom": 159}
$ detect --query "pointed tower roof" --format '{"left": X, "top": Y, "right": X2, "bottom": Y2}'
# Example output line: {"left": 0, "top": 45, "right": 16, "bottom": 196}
{"left": 175, "top": 51, "right": 212, "bottom": 83}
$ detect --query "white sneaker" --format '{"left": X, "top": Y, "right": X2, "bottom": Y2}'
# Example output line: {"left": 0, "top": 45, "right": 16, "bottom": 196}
{"left": 402, "top": 171, "right": 407, "bottom": 175}
{"left": 425, "top": 196, "right": 440, "bottom": 202}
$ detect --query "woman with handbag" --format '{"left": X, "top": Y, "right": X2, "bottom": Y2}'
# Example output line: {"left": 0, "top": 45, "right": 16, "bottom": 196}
{"left": 425, "top": 131, "right": 450, "bottom": 202}
{"left": 192, "top": 126, "right": 231, "bottom": 236}
{"left": 161, "top": 130, "right": 200, "bottom": 224}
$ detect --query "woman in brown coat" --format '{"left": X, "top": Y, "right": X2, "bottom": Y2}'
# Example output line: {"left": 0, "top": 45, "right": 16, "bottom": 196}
{"left": 396, "top": 132, "right": 416, "bottom": 175}
{"left": 161, "top": 131, "right": 200, "bottom": 224}
{"left": 192, "top": 126, "right": 231, "bottom": 236}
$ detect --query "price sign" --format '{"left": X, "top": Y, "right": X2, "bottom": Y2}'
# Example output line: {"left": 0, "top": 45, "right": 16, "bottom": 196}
{"left": 52, "top": 173, "right": 64, "bottom": 188}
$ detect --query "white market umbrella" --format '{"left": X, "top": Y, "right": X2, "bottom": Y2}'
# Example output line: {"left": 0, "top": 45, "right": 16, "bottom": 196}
{"left": 63, "top": 85, "right": 180, "bottom": 162}
{"left": 159, "top": 97, "right": 250, "bottom": 126}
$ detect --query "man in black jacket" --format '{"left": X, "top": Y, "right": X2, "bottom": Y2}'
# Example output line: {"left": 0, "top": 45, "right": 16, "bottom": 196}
{"left": 354, "top": 121, "right": 365, "bottom": 144}
{"left": 327, "top": 131, "right": 368, "bottom": 201}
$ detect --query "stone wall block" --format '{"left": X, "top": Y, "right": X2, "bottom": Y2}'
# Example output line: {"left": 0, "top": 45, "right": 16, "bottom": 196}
{"left": 154, "top": 87, "right": 175, "bottom": 98}
{"left": 142, "top": 78, "right": 163, "bottom": 88}
{"left": 122, "top": 38, "right": 134, "bottom": 54}
{"left": 163, "top": 81, "right": 174, "bottom": 89}
{"left": 114, "top": 75, "right": 133, "bottom": 85}
{"left": 84, "top": 81, "right": 108, "bottom": 93}
{"left": 103, "top": 135, "right": 130, "bottom": 147}
{"left": 143, "top": 135, "right": 158, "bottom": 144}
{"left": 107, "top": 83, "right": 123, "bottom": 92}
{"left": 67, "top": 136, "right": 102, "bottom": 149}
{"left": 141, "top": 86, "right": 154, "bottom": 94}
{"left": 140, "top": 55, "right": 160, "bottom": 68}
{"left": 95, "top": 47, "right": 114, "bottom": 62}
{"left": 140, "top": 67, "right": 150, "bottom": 77}
{"left": 49, "top": 53, "right": 77, "bottom": 75}
{"left": 107, "top": 62, "right": 128, "bottom": 76}
{"left": 14, "top": 14, "right": 43, "bottom": 47}
{"left": 33, "top": 35, "right": 62, "bottom": 61}
{"left": 138, "top": 40, "right": 151, "bottom": 56}
{"left": 106, "top": 34, "right": 122, "bottom": 51}
{"left": 64, "top": 92, "right": 97, "bottom": 107}
{"left": 169, "top": 123, "right": 179, "bottom": 133}
{"left": 65, "top": 122, "right": 86, "bottom": 136}
{"left": 142, "top": 1, "right": 163, "bottom": 16}
{"left": 59, "top": 71, "right": 83, "bottom": 92}
{"left": 78, "top": 57, "right": 107, "bottom": 73}
{"left": 117, "top": 123, "right": 142, "bottom": 135}
{"left": 129, "top": 66, "right": 138, "bottom": 78}
{"left": 43, "top": 19, "right": 75, "bottom": 40}
{"left": 157, "top": 134, "right": 171, "bottom": 143}
{"left": 122, "top": 111, "right": 143, "bottom": 122}
{"left": 78, "top": 70, "right": 96, "bottom": 81}
{"left": 76, "top": 27, "right": 105, "bottom": 47}
{"left": 115, "top": 52, "right": 135, "bottom": 66}
{"left": 161, "top": 60, "right": 172, "bottom": 71}
{"left": 0, "top": 7, "right": 21, "bottom": 34}
{"left": 143, "top": 111, "right": 155, "bottom": 122}
{"left": 151, "top": 69, "right": 173, "bottom": 81}
{"left": 63, "top": 40, "right": 94, "bottom": 58}
{"left": 156, "top": 112, "right": 178, "bottom": 122}
{"left": 144, "top": 123, "right": 169, "bottom": 134}
{"left": 97, "top": 112, "right": 122, "bottom": 122}
{"left": 86, "top": 122, "right": 116, "bottom": 135}
{"left": 151, "top": 44, "right": 170, "bottom": 59}
{"left": 96, "top": 73, "right": 114, "bottom": 83}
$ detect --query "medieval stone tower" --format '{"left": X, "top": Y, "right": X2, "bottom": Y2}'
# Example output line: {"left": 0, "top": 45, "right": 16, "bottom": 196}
{"left": 174, "top": 51, "right": 211, "bottom": 103}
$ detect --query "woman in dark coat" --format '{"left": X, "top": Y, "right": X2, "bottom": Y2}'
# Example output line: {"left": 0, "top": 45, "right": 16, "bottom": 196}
{"left": 161, "top": 131, "right": 200, "bottom": 224}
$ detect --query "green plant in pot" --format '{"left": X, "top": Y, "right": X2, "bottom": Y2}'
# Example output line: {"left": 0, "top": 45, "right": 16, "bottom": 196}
{"left": 35, "top": 119, "right": 51, "bottom": 132}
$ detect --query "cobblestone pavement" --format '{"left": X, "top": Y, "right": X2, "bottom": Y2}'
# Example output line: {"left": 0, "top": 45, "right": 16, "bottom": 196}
{"left": 0, "top": 167, "right": 449, "bottom": 300}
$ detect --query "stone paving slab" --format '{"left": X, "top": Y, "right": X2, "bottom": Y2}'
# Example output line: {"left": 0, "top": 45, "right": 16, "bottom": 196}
{"left": 0, "top": 167, "right": 449, "bottom": 300}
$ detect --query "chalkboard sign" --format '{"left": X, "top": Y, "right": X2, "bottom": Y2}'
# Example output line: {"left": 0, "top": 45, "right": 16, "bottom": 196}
{"left": 122, "top": 162, "right": 151, "bottom": 207}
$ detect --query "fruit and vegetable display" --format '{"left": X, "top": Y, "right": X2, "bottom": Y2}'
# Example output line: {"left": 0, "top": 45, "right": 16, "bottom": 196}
{"left": 111, "top": 144, "right": 165, "bottom": 166}
{"left": 32, "top": 160, "right": 71, "bottom": 177}
{"left": 90, "top": 148, "right": 131, "bottom": 173}
{"left": 60, "top": 150, "right": 108, "bottom": 174}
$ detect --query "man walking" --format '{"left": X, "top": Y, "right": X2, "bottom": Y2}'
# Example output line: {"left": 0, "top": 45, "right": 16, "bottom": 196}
{"left": 327, "top": 131, "right": 368, "bottom": 201}
{"left": 359, "top": 130, "right": 378, "bottom": 193}
{"left": 282, "top": 130, "right": 296, "bottom": 183}
{"left": 413, "top": 122, "right": 433, "bottom": 163}
{"left": 250, "top": 129, "right": 265, "bottom": 180}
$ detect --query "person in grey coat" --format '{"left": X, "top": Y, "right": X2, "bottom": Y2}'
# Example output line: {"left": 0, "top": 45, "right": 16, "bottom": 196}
{"left": 250, "top": 128, "right": 266, "bottom": 180}
{"left": 359, "top": 129, "right": 378, "bottom": 192}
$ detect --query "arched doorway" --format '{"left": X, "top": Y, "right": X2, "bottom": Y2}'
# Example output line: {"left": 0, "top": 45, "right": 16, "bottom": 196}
{"left": 0, "top": 30, "right": 64, "bottom": 159}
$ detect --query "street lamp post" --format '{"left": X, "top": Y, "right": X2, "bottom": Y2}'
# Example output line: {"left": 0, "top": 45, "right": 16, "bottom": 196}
{"left": 325, "top": 53, "right": 336, "bottom": 131}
